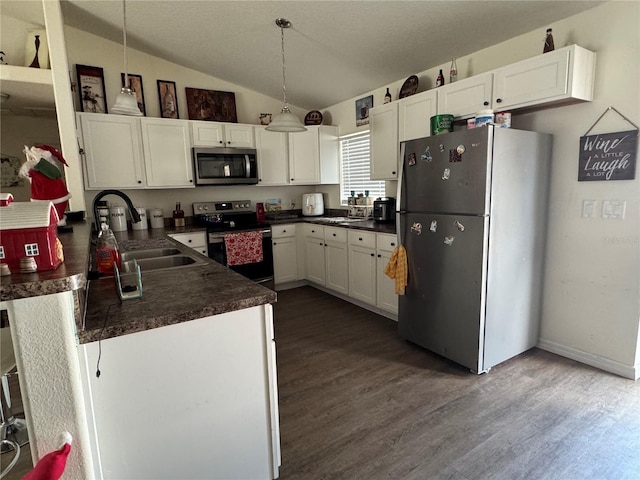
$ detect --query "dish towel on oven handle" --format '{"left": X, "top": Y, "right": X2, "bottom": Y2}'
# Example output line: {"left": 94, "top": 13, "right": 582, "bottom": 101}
{"left": 224, "top": 230, "right": 264, "bottom": 266}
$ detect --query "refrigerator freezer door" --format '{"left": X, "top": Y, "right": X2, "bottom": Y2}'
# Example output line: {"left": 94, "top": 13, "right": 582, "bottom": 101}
{"left": 399, "top": 128, "right": 493, "bottom": 215}
{"left": 398, "top": 212, "right": 489, "bottom": 372}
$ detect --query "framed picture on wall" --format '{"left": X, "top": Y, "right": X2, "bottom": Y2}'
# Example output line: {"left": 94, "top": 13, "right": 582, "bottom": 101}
{"left": 157, "top": 80, "right": 179, "bottom": 119}
{"left": 121, "top": 73, "right": 146, "bottom": 115}
{"left": 76, "top": 64, "right": 108, "bottom": 113}
{"left": 185, "top": 87, "right": 237, "bottom": 122}
{"left": 356, "top": 95, "right": 373, "bottom": 126}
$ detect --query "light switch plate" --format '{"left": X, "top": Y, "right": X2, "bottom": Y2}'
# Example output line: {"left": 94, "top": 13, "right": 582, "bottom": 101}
{"left": 582, "top": 200, "right": 597, "bottom": 218}
{"left": 602, "top": 200, "right": 626, "bottom": 219}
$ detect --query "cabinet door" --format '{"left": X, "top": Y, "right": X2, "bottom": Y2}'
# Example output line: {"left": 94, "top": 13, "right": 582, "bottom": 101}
{"left": 325, "top": 241, "right": 348, "bottom": 295}
{"left": 370, "top": 103, "right": 399, "bottom": 180}
{"left": 348, "top": 245, "right": 377, "bottom": 305}
{"left": 399, "top": 91, "right": 437, "bottom": 141}
{"left": 437, "top": 73, "right": 493, "bottom": 119}
{"left": 79, "top": 113, "right": 145, "bottom": 189}
{"left": 305, "top": 237, "right": 326, "bottom": 285}
{"left": 273, "top": 236, "right": 298, "bottom": 284}
{"left": 141, "top": 118, "right": 194, "bottom": 188}
{"left": 289, "top": 127, "right": 320, "bottom": 184}
{"left": 493, "top": 48, "right": 570, "bottom": 111}
{"left": 255, "top": 127, "right": 289, "bottom": 186}
{"left": 191, "top": 121, "right": 225, "bottom": 147}
{"left": 376, "top": 251, "right": 398, "bottom": 315}
{"left": 224, "top": 124, "right": 255, "bottom": 148}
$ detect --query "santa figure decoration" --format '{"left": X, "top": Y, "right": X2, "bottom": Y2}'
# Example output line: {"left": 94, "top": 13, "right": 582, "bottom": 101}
{"left": 20, "top": 145, "right": 71, "bottom": 226}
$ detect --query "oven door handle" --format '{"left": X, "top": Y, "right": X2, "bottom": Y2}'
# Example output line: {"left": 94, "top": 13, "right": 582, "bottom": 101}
{"left": 208, "top": 229, "right": 272, "bottom": 243}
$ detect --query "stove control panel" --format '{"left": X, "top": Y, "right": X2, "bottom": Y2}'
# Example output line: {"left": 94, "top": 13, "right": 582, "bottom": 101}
{"left": 193, "top": 200, "right": 253, "bottom": 215}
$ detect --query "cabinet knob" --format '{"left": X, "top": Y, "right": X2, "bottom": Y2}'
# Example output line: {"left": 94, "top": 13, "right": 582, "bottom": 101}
{"left": 392, "top": 171, "right": 396, "bottom": 175}
{"left": 219, "top": 140, "right": 223, "bottom": 144}
{"left": 359, "top": 237, "right": 363, "bottom": 241}
{"left": 291, "top": 178, "right": 294, "bottom": 181}
{"left": 370, "top": 253, "right": 375, "bottom": 257}
{"left": 273, "top": 242, "right": 277, "bottom": 246}
{"left": 333, "top": 233, "right": 336, "bottom": 237}
{"left": 391, "top": 242, "right": 395, "bottom": 246}
{"left": 188, "top": 239, "right": 192, "bottom": 243}
{"left": 259, "top": 179, "right": 262, "bottom": 182}
{"left": 377, "top": 254, "right": 381, "bottom": 258}
{"left": 283, "top": 230, "right": 286, "bottom": 233}
{"left": 496, "top": 98, "right": 502, "bottom": 103}
{"left": 320, "top": 242, "right": 323, "bottom": 246}
{"left": 137, "top": 180, "right": 142, "bottom": 184}
{"left": 483, "top": 101, "right": 489, "bottom": 106}
{"left": 189, "top": 179, "right": 193, "bottom": 183}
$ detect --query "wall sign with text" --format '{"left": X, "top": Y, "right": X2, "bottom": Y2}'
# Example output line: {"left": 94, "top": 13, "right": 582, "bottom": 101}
{"left": 578, "top": 130, "right": 637, "bottom": 181}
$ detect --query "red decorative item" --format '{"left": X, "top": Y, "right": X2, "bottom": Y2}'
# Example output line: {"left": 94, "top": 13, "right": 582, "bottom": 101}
{"left": 256, "top": 202, "right": 266, "bottom": 222}
{"left": 0, "top": 195, "right": 63, "bottom": 272}
{"left": 23, "top": 432, "right": 72, "bottom": 480}
{"left": 223, "top": 231, "right": 263, "bottom": 266}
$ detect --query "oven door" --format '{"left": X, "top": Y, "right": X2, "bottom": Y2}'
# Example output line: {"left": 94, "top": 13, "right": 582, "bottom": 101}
{"left": 207, "top": 228, "right": 274, "bottom": 288}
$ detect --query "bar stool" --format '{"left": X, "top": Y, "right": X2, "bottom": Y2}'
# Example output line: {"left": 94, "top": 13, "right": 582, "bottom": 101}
{"left": 1, "top": 326, "right": 29, "bottom": 454}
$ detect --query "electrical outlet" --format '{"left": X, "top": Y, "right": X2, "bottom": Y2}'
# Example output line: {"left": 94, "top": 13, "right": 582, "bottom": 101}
{"left": 602, "top": 200, "right": 626, "bottom": 219}
{"left": 582, "top": 200, "right": 597, "bottom": 218}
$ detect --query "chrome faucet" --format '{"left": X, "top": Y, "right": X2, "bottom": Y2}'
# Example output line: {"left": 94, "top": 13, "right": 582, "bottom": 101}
{"left": 92, "top": 189, "right": 141, "bottom": 232}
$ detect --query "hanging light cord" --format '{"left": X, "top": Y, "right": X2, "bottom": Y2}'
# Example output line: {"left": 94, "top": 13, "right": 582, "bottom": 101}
{"left": 122, "top": 0, "right": 129, "bottom": 88}
{"left": 280, "top": 23, "right": 288, "bottom": 108}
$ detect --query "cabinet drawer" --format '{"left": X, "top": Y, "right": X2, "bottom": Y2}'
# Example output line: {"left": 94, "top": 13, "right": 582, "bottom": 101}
{"left": 324, "top": 227, "right": 347, "bottom": 243}
{"left": 271, "top": 224, "right": 296, "bottom": 238}
{"left": 304, "top": 223, "right": 324, "bottom": 239}
{"left": 377, "top": 234, "right": 398, "bottom": 252}
{"left": 348, "top": 230, "right": 376, "bottom": 249}
{"left": 169, "top": 232, "right": 206, "bottom": 248}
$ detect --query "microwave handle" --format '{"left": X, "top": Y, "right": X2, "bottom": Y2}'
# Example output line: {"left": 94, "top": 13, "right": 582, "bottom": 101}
{"left": 245, "top": 155, "right": 251, "bottom": 178}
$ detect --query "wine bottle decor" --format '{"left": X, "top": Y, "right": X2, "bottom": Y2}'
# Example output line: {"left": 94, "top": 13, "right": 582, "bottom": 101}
{"left": 29, "top": 35, "right": 40, "bottom": 68}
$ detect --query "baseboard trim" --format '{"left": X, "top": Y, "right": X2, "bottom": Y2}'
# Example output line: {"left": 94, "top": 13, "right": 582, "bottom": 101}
{"left": 537, "top": 338, "right": 638, "bottom": 380}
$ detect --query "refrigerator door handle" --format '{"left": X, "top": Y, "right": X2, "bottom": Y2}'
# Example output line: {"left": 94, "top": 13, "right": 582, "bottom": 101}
{"left": 396, "top": 142, "right": 406, "bottom": 244}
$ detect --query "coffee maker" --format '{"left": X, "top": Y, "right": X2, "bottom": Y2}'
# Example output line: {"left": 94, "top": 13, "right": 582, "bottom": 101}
{"left": 373, "top": 197, "right": 396, "bottom": 223}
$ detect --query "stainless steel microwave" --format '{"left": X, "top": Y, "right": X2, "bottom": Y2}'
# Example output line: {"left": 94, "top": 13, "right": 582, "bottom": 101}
{"left": 192, "top": 147, "right": 258, "bottom": 185}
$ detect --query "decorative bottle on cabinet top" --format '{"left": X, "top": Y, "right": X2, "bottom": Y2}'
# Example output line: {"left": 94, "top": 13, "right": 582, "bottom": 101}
{"left": 384, "top": 88, "right": 392, "bottom": 104}
{"left": 449, "top": 58, "right": 458, "bottom": 83}
{"left": 436, "top": 69, "right": 445, "bottom": 87}
{"left": 543, "top": 28, "right": 555, "bottom": 53}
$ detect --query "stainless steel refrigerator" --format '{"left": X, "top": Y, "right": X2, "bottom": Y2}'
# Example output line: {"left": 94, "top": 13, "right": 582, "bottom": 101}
{"left": 396, "top": 126, "right": 552, "bottom": 373}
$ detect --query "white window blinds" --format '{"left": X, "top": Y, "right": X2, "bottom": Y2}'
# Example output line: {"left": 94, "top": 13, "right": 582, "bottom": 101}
{"left": 340, "top": 131, "right": 385, "bottom": 204}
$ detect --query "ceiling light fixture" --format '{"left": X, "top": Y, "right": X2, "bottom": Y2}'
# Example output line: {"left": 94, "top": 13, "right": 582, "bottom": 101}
{"left": 266, "top": 18, "right": 306, "bottom": 133}
{"left": 111, "top": 0, "right": 142, "bottom": 116}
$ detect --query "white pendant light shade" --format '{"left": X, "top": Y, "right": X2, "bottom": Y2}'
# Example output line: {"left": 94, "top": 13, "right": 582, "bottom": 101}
{"left": 110, "top": 0, "right": 142, "bottom": 116}
{"left": 267, "top": 105, "right": 306, "bottom": 132}
{"left": 112, "top": 87, "right": 142, "bottom": 116}
{"left": 266, "top": 18, "right": 306, "bottom": 133}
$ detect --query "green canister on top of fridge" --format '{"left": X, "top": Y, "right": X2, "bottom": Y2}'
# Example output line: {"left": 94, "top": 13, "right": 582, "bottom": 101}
{"left": 430, "top": 114, "right": 454, "bottom": 135}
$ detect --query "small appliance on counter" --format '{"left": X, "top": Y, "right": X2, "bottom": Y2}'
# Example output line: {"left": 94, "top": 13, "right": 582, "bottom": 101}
{"left": 373, "top": 197, "right": 396, "bottom": 223}
{"left": 302, "top": 193, "right": 324, "bottom": 216}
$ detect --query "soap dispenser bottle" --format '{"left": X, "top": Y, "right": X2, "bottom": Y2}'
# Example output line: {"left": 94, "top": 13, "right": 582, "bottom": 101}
{"left": 96, "top": 223, "right": 121, "bottom": 274}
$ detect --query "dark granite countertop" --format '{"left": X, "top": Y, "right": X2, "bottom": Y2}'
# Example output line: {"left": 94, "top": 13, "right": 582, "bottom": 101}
{"left": 267, "top": 216, "right": 396, "bottom": 235}
{"left": 0, "top": 220, "right": 92, "bottom": 301}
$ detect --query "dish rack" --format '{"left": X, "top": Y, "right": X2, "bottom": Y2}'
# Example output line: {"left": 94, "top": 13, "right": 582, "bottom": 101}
{"left": 347, "top": 196, "right": 373, "bottom": 218}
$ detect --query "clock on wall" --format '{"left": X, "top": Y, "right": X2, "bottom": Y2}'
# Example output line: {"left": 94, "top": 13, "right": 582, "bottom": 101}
{"left": 304, "top": 110, "right": 323, "bottom": 125}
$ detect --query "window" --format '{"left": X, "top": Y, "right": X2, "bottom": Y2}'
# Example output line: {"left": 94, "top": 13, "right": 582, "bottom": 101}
{"left": 340, "top": 131, "right": 385, "bottom": 205}
{"left": 25, "top": 243, "right": 39, "bottom": 256}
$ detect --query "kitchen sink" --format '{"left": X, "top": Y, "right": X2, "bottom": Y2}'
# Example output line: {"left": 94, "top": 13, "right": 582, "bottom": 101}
{"left": 317, "top": 217, "right": 371, "bottom": 223}
{"left": 120, "top": 247, "right": 181, "bottom": 262}
{"left": 120, "top": 254, "right": 207, "bottom": 273}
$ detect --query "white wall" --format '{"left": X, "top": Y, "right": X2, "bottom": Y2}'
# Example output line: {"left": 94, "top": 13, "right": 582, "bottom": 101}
{"left": 323, "top": 1, "right": 640, "bottom": 378}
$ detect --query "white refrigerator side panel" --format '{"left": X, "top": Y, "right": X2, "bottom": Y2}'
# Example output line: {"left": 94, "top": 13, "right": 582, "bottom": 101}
{"left": 484, "top": 129, "right": 553, "bottom": 370}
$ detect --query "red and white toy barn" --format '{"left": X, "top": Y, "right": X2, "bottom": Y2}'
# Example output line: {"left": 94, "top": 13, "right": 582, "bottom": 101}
{"left": 0, "top": 193, "right": 64, "bottom": 272}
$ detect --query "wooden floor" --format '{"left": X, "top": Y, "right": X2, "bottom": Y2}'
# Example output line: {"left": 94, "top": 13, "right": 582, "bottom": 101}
{"left": 274, "top": 287, "right": 640, "bottom": 480}
{"left": 2, "top": 287, "right": 639, "bottom": 479}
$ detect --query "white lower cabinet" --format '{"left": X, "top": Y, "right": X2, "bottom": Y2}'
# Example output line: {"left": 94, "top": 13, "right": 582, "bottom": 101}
{"left": 324, "top": 227, "right": 348, "bottom": 295}
{"left": 376, "top": 233, "right": 399, "bottom": 315}
{"left": 272, "top": 224, "right": 299, "bottom": 285}
{"left": 168, "top": 231, "right": 207, "bottom": 256}
{"left": 348, "top": 231, "right": 377, "bottom": 306}
{"left": 304, "top": 224, "right": 326, "bottom": 285}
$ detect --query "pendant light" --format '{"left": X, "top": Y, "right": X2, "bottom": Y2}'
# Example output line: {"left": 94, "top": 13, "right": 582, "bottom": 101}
{"left": 266, "top": 18, "right": 306, "bottom": 133}
{"left": 111, "top": 0, "right": 142, "bottom": 116}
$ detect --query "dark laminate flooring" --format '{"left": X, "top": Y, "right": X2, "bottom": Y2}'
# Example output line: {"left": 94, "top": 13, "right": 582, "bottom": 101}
{"left": 273, "top": 287, "right": 640, "bottom": 480}
{"left": 3, "top": 287, "right": 638, "bottom": 479}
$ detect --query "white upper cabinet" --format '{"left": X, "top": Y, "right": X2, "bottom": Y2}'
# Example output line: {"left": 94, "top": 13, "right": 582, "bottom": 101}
{"left": 140, "top": 118, "right": 194, "bottom": 188}
{"left": 370, "top": 102, "right": 399, "bottom": 180}
{"left": 190, "top": 121, "right": 255, "bottom": 148}
{"left": 78, "top": 113, "right": 145, "bottom": 189}
{"left": 288, "top": 126, "right": 339, "bottom": 185}
{"left": 492, "top": 45, "right": 595, "bottom": 111}
{"left": 437, "top": 72, "right": 493, "bottom": 119}
{"left": 398, "top": 90, "right": 437, "bottom": 142}
{"left": 255, "top": 127, "right": 289, "bottom": 186}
